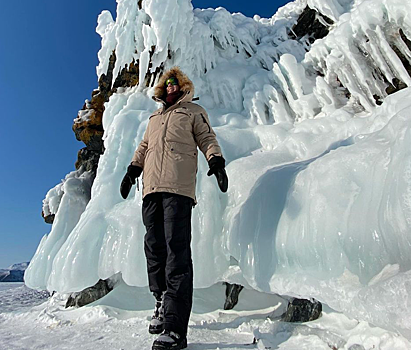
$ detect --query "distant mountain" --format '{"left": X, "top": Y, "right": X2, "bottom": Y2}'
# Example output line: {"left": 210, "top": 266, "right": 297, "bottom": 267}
{"left": 0, "top": 262, "right": 29, "bottom": 282}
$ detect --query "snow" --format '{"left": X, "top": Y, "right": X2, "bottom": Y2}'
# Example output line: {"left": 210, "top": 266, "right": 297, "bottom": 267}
{"left": 1, "top": 283, "right": 411, "bottom": 350}
{"left": 0, "top": 283, "right": 24, "bottom": 292}
{"left": 23, "top": 0, "right": 411, "bottom": 344}
{"left": 307, "top": 0, "right": 352, "bottom": 21}
{"left": 7, "top": 263, "right": 29, "bottom": 271}
{"left": 0, "top": 283, "right": 49, "bottom": 313}
{"left": 41, "top": 170, "right": 93, "bottom": 220}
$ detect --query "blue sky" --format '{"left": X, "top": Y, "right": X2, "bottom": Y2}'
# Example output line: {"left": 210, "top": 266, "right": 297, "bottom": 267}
{"left": 0, "top": 0, "right": 290, "bottom": 269}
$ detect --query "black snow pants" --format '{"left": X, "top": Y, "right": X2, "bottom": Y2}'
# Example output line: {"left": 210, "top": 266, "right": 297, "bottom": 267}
{"left": 142, "top": 192, "right": 194, "bottom": 336}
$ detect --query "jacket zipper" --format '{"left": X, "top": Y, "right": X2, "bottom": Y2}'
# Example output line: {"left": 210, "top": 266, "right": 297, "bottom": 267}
{"left": 154, "top": 91, "right": 191, "bottom": 190}
{"left": 158, "top": 112, "right": 169, "bottom": 188}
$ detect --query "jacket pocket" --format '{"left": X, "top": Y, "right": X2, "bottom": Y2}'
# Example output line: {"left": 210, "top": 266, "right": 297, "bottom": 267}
{"left": 168, "top": 141, "right": 197, "bottom": 159}
{"left": 172, "top": 108, "right": 193, "bottom": 118}
{"left": 163, "top": 141, "right": 198, "bottom": 186}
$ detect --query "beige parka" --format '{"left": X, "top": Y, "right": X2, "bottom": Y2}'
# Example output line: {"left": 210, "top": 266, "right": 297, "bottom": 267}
{"left": 131, "top": 67, "right": 223, "bottom": 201}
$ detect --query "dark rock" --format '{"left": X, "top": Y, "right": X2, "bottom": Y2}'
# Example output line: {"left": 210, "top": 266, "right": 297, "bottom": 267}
{"left": 73, "top": 51, "right": 116, "bottom": 153}
{"left": 98, "top": 50, "right": 116, "bottom": 94}
{"left": 373, "top": 94, "right": 383, "bottom": 106}
{"left": 42, "top": 211, "right": 55, "bottom": 224}
{"left": 400, "top": 28, "right": 411, "bottom": 52}
{"left": 113, "top": 59, "right": 140, "bottom": 89}
{"left": 148, "top": 63, "right": 164, "bottom": 87}
{"left": 290, "top": 6, "right": 333, "bottom": 42}
{"left": 71, "top": 51, "right": 117, "bottom": 186}
{"left": 394, "top": 29, "right": 411, "bottom": 77}
{"left": 73, "top": 123, "right": 105, "bottom": 153}
{"left": 223, "top": 283, "right": 244, "bottom": 310}
{"left": 75, "top": 148, "right": 102, "bottom": 174}
{"left": 143, "top": 48, "right": 164, "bottom": 88}
{"left": 281, "top": 298, "right": 322, "bottom": 322}
{"left": 386, "top": 77, "right": 408, "bottom": 96}
{"left": 385, "top": 29, "right": 411, "bottom": 96}
{"left": 65, "top": 279, "right": 113, "bottom": 308}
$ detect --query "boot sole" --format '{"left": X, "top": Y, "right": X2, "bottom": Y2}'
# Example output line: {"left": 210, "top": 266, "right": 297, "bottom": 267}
{"left": 152, "top": 338, "right": 187, "bottom": 350}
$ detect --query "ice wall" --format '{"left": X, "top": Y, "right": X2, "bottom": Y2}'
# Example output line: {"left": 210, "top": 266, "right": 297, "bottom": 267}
{"left": 25, "top": 170, "right": 93, "bottom": 289}
{"left": 25, "top": 0, "right": 411, "bottom": 338}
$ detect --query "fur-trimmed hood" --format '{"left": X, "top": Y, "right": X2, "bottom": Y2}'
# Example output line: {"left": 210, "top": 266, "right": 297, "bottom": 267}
{"left": 153, "top": 66, "right": 194, "bottom": 102}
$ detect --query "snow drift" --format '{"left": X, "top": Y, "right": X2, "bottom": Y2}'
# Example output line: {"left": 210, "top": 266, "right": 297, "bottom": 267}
{"left": 25, "top": 0, "right": 411, "bottom": 339}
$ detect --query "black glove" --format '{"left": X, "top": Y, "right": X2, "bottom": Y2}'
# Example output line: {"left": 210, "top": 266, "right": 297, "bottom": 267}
{"left": 120, "top": 164, "right": 143, "bottom": 199}
{"left": 207, "top": 156, "right": 228, "bottom": 193}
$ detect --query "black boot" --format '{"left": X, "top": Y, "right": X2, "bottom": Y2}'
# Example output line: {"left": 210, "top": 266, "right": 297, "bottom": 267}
{"left": 152, "top": 330, "right": 187, "bottom": 350}
{"left": 149, "top": 296, "right": 164, "bottom": 334}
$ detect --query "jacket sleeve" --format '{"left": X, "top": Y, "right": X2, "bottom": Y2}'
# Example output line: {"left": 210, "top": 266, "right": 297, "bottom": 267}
{"left": 131, "top": 122, "right": 150, "bottom": 168}
{"left": 193, "top": 107, "right": 223, "bottom": 161}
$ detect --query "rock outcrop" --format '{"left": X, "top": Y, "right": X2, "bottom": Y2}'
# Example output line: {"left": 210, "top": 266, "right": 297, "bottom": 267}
{"left": 385, "top": 29, "right": 411, "bottom": 96}
{"left": 41, "top": 211, "right": 55, "bottom": 224}
{"left": 289, "top": 6, "right": 333, "bottom": 43}
{"left": 224, "top": 283, "right": 244, "bottom": 310}
{"left": 72, "top": 52, "right": 116, "bottom": 174}
{"left": 65, "top": 279, "right": 113, "bottom": 308}
{"left": 72, "top": 52, "right": 148, "bottom": 179}
{"left": 281, "top": 298, "right": 322, "bottom": 322}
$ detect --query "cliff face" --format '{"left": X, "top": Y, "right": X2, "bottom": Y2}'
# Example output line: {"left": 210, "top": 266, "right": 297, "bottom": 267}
{"left": 72, "top": 53, "right": 114, "bottom": 174}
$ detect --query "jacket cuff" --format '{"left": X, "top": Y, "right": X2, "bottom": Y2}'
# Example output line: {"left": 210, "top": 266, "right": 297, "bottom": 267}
{"left": 206, "top": 148, "right": 222, "bottom": 161}
{"left": 128, "top": 164, "right": 143, "bottom": 178}
{"left": 208, "top": 156, "right": 225, "bottom": 169}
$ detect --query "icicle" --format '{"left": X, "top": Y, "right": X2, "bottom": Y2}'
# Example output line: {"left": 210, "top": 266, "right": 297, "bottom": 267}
{"left": 272, "top": 54, "right": 320, "bottom": 121}
{"left": 375, "top": 25, "right": 411, "bottom": 87}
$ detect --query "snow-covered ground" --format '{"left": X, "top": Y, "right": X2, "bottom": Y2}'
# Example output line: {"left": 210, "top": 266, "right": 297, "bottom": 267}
{"left": 0, "top": 283, "right": 49, "bottom": 313}
{"left": 1, "top": 283, "right": 410, "bottom": 350}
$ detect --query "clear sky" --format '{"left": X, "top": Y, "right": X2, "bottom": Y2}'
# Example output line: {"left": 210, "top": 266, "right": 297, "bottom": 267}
{"left": 0, "top": 0, "right": 290, "bottom": 269}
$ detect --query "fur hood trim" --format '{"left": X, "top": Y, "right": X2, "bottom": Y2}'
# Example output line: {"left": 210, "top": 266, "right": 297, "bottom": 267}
{"left": 154, "top": 66, "right": 194, "bottom": 100}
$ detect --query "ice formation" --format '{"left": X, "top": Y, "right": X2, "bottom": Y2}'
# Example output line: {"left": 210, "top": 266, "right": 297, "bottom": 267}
{"left": 25, "top": 0, "right": 411, "bottom": 339}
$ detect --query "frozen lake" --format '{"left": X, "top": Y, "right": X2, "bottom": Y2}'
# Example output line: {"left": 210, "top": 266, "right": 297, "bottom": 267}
{"left": 0, "top": 282, "right": 24, "bottom": 293}
{"left": 0, "top": 283, "right": 49, "bottom": 314}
